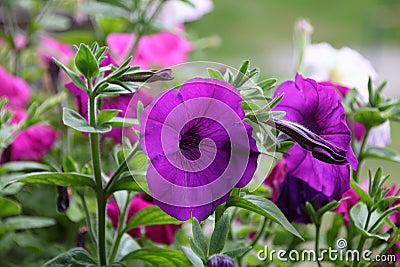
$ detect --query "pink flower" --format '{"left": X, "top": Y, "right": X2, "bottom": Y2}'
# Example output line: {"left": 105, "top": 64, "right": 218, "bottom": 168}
{"left": 38, "top": 35, "right": 74, "bottom": 65}
{"left": 264, "top": 160, "right": 288, "bottom": 202}
{"left": 0, "top": 65, "right": 59, "bottom": 162}
{"left": 106, "top": 193, "right": 181, "bottom": 244}
{"left": 106, "top": 29, "right": 192, "bottom": 68}
{"left": 2, "top": 124, "right": 60, "bottom": 162}
{"left": 14, "top": 33, "right": 27, "bottom": 50}
{"left": 0, "top": 65, "right": 31, "bottom": 107}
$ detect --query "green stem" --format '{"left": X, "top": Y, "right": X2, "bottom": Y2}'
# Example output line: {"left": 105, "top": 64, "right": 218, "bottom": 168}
{"left": 237, "top": 218, "right": 269, "bottom": 265}
{"left": 79, "top": 193, "right": 97, "bottom": 246}
{"left": 352, "top": 208, "right": 372, "bottom": 267}
{"left": 354, "top": 128, "right": 370, "bottom": 182}
{"left": 88, "top": 80, "right": 107, "bottom": 266}
{"left": 315, "top": 223, "right": 322, "bottom": 267}
{"left": 104, "top": 145, "right": 138, "bottom": 195}
{"left": 109, "top": 193, "right": 132, "bottom": 263}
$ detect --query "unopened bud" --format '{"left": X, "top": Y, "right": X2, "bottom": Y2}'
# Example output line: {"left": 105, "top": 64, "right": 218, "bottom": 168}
{"left": 118, "top": 69, "right": 173, "bottom": 83}
{"left": 207, "top": 254, "right": 235, "bottom": 267}
{"left": 57, "top": 186, "right": 71, "bottom": 212}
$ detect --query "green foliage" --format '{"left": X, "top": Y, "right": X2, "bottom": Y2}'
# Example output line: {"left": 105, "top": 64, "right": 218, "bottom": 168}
{"left": 121, "top": 248, "right": 191, "bottom": 267}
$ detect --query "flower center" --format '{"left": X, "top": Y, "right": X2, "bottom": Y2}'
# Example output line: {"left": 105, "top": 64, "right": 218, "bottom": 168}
{"left": 179, "top": 126, "right": 202, "bottom": 160}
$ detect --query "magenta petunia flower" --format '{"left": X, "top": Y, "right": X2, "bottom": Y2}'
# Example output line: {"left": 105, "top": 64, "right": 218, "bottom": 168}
{"left": 106, "top": 29, "right": 192, "bottom": 68}
{"left": 65, "top": 54, "right": 153, "bottom": 143}
{"left": 106, "top": 193, "right": 181, "bottom": 244}
{"left": 0, "top": 65, "right": 31, "bottom": 107}
{"left": 38, "top": 35, "right": 74, "bottom": 65}
{"left": 140, "top": 78, "right": 259, "bottom": 221}
{"left": 274, "top": 74, "right": 357, "bottom": 200}
{"left": 3, "top": 124, "right": 60, "bottom": 161}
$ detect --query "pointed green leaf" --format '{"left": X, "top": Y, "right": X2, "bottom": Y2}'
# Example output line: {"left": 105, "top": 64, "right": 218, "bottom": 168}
{"left": 75, "top": 43, "right": 99, "bottom": 79}
{"left": 223, "top": 246, "right": 252, "bottom": 258}
{"left": 226, "top": 195, "right": 303, "bottom": 240}
{"left": 53, "top": 58, "right": 87, "bottom": 90}
{"left": 124, "top": 205, "right": 181, "bottom": 232}
{"left": 43, "top": 247, "right": 96, "bottom": 267}
{"left": 121, "top": 248, "right": 191, "bottom": 267}
{"left": 209, "top": 213, "right": 230, "bottom": 255}
{"left": 362, "top": 147, "right": 400, "bottom": 163}
{"left": 192, "top": 218, "right": 208, "bottom": 258}
{"left": 182, "top": 246, "right": 204, "bottom": 267}
{"left": 0, "top": 196, "right": 21, "bottom": 217}
{"left": 63, "top": 108, "right": 112, "bottom": 133}
{"left": 11, "top": 172, "right": 95, "bottom": 189}
{"left": 351, "top": 179, "right": 373, "bottom": 207}
{"left": 98, "top": 109, "right": 121, "bottom": 124}
{"left": 207, "top": 68, "right": 224, "bottom": 80}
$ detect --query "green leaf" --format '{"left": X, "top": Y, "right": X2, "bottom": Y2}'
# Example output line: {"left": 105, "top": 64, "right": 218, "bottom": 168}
{"left": 137, "top": 101, "right": 144, "bottom": 125}
{"left": 11, "top": 172, "right": 95, "bottom": 189}
{"left": 223, "top": 246, "right": 252, "bottom": 258}
{"left": 209, "top": 213, "right": 230, "bottom": 255}
{"left": 181, "top": 246, "right": 204, "bottom": 267}
{"left": 108, "top": 117, "right": 138, "bottom": 127}
{"left": 226, "top": 195, "right": 303, "bottom": 240}
{"left": 107, "top": 173, "right": 146, "bottom": 195}
{"left": 257, "top": 78, "right": 277, "bottom": 91}
{"left": 276, "top": 141, "right": 294, "bottom": 153}
{"left": 351, "top": 179, "right": 373, "bottom": 207}
{"left": 354, "top": 108, "right": 387, "bottom": 128}
{"left": 316, "top": 200, "right": 340, "bottom": 217}
{"left": 43, "top": 247, "right": 96, "bottom": 267}
{"left": 63, "top": 156, "right": 78, "bottom": 173}
{"left": 75, "top": 43, "right": 99, "bottom": 80}
{"left": 362, "top": 147, "right": 400, "bottom": 163}
{"left": 63, "top": 108, "right": 112, "bottom": 133}
{"left": 121, "top": 248, "right": 191, "bottom": 267}
{"left": 98, "top": 109, "right": 121, "bottom": 124}
{"left": 1, "top": 216, "right": 55, "bottom": 231}
{"left": 0, "top": 196, "right": 21, "bottom": 217}
{"left": 192, "top": 218, "right": 208, "bottom": 258}
{"left": 124, "top": 205, "right": 181, "bottom": 232}
{"left": 207, "top": 68, "right": 224, "bottom": 80}
{"left": 349, "top": 202, "right": 389, "bottom": 241}
{"left": 53, "top": 58, "right": 87, "bottom": 91}
{"left": 189, "top": 238, "right": 206, "bottom": 261}
{"left": 0, "top": 161, "right": 51, "bottom": 174}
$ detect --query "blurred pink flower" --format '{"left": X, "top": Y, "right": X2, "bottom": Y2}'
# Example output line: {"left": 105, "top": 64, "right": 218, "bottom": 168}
{"left": 106, "top": 29, "right": 192, "bottom": 68}
{"left": 320, "top": 81, "right": 391, "bottom": 147}
{"left": 14, "top": 33, "right": 27, "bottom": 50}
{"left": 107, "top": 193, "right": 181, "bottom": 244}
{"left": 3, "top": 124, "right": 60, "bottom": 161}
{"left": 0, "top": 65, "right": 31, "bottom": 107}
{"left": 264, "top": 159, "right": 287, "bottom": 202}
{"left": 38, "top": 35, "right": 74, "bottom": 65}
{"left": 0, "top": 65, "right": 59, "bottom": 162}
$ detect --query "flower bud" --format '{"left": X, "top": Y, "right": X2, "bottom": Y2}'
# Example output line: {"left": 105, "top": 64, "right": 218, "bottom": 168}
{"left": 77, "top": 226, "right": 88, "bottom": 248}
{"left": 57, "top": 186, "right": 70, "bottom": 212}
{"left": 267, "top": 118, "right": 348, "bottom": 165}
{"left": 118, "top": 69, "right": 173, "bottom": 83}
{"left": 206, "top": 254, "right": 235, "bottom": 267}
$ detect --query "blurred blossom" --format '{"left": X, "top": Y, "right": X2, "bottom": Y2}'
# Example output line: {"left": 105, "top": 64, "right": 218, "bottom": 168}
{"left": 38, "top": 36, "right": 74, "bottom": 65}
{"left": 3, "top": 124, "right": 60, "bottom": 161}
{"left": 295, "top": 18, "right": 314, "bottom": 35}
{"left": 303, "top": 42, "right": 377, "bottom": 101}
{"left": 106, "top": 29, "right": 192, "bottom": 68}
{"left": 14, "top": 33, "right": 27, "bottom": 50}
{"left": 0, "top": 65, "right": 31, "bottom": 107}
{"left": 107, "top": 193, "right": 181, "bottom": 244}
{"left": 321, "top": 81, "right": 391, "bottom": 148}
{"left": 153, "top": 0, "right": 213, "bottom": 28}
{"left": 264, "top": 159, "right": 287, "bottom": 202}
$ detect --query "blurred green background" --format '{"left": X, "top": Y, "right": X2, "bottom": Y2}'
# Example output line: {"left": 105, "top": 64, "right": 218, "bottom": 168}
{"left": 188, "top": 0, "right": 400, "bottom": 183}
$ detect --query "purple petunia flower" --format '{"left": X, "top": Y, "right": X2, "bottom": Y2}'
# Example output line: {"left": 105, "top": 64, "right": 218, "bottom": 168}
{"left": 140, "top": 78, "right": 259, "bottom": 221}
{"left": 274, "top": 74, "right": 357, "bottom": 200}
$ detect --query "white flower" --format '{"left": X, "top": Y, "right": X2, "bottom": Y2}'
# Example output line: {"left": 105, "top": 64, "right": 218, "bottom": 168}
{"left": 367, "top": 121, "right": 391, "bottom": 147}
{"left": 303, "top": 42, "right": 377, "bottom": 100}
{"left": 153, "top": 0, "right": 213, "bottom": 28}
